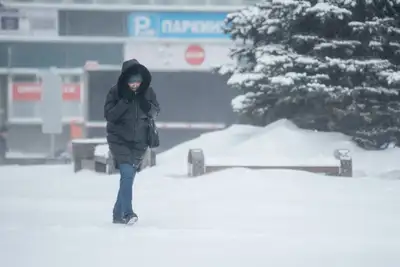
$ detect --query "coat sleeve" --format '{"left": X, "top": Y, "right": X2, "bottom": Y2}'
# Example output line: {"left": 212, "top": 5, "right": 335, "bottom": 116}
{"left": 147, "top": 87, "right": 160, "bottom": 118}
{"left": 104, "top": 86, "right": 129, "bottom": 122}
{"left": 139, "top": 87, "right": 160, "bottom": 118}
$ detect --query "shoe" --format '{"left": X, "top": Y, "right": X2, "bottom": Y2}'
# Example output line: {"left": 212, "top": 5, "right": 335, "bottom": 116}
{"left": 123, "top": 212, "right": 138, "bottom": 225}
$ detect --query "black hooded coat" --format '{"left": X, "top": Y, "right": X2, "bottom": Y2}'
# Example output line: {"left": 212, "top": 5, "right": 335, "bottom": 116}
{"left": 104, "top": 59, "right": 160, "bottom": 167}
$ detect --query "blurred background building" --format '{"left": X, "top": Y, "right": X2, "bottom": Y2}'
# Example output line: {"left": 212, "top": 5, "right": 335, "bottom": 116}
{"left": 0, "top": 0, "right": 245, "bottom": 156}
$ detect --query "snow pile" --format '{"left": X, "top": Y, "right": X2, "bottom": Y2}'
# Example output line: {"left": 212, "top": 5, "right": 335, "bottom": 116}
{"left": 158, "top": 119, "right": 400, "bottom": 177}
{"left": 226, "top": 119, "right": 400, "bottom": 176}
{"left": 2, "top": 120, "right": 400, "bottom": 266}
{"left": 207, "top": 119, "right": 342, "bottom": 166}
{"left": 213, "top": 119, "right": 353, "bottom": 166}
{"left": 5, "top": 151, "right": 48, "bottom": 159}
{"left": 94, "top": 144, "right": 110, "bottom": 158}
{"left": 71, "top": 138, "right": 107, "bottom": 144}
{"left": 156, "top": 124, "right": 262, "bottom": 167}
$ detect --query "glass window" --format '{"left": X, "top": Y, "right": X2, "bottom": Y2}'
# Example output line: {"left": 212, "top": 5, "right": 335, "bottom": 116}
{"left": 4, "top": 0, "right": 247, "bottom": 4}
{"left": 59, "top": 10, "right": 127, "bottom": 37}
{"left": 61, "top": 75, "right": 82, "bottom": 119}
{"left": 0, "top": 42, "right": 123, "bottom": 68}
{"left": 62, "top": 74, "right": 80, "bottom": 83}
{"left": 9, "top": 73, "right": 83, "bottom": 121}
{"left": 12, "top": 74, "right": 37, "bottom": 82}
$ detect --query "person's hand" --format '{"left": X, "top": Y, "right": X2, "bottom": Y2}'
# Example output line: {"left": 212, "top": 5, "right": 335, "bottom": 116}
{"left": 121, "top": 88, "right": 134, "bottom": 103}
{"left": 136, "top": 94, "right": 151, "bottom": 113}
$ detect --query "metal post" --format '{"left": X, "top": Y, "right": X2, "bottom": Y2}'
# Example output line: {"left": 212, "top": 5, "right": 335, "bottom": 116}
{"left": 50, "top": 133, "right": 56, "bottom": 158}
{"left": 7, "top": 46, "right": 12, "bottom": 68}
{"left": 41, "top": 69, "right": 63, "bottom": 158}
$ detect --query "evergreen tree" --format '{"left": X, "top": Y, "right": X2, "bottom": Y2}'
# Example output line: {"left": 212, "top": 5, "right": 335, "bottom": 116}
{"left": 219, "top": 0, "right": 400, "bottom": 149}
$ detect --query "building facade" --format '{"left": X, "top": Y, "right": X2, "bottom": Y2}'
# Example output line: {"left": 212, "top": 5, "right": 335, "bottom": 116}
{"left": 0, "top": 2, "right": 240, "bottom": 155}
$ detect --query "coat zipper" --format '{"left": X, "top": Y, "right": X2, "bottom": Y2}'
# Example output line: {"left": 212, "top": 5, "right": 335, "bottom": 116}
{"left": 134, "top": 93, "right": 138, "bottom": 138}
{"left": 135, "top": 93, "right": 138, "bottom": 120}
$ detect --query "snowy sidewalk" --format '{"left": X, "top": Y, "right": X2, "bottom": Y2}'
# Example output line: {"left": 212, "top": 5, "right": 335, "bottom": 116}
{"left": 1, "top": 165, "right": 400, "bottom": 267}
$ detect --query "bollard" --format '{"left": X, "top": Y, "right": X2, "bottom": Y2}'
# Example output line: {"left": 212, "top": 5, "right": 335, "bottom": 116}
{"left": 149, "top": 149, "right": 156, "bottom": 167}
{"left": 334, "top": 149, "right": 352, "bottom": 177}
{"left": 188, "top": 149, "right": 205, "bottom": 177}
{"left": 71, "top": 141, "right": 84, "bottom": 172}
{"left": 105, "top": 150, "right": 116, "bottom": 174}
{"left": 141, "top": 148, "right": 156, "bottom": 170}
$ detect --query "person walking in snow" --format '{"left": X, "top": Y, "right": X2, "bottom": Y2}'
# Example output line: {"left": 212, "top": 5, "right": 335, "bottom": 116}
{"left": 104, "top": 59, "right": 160, "bottom": 225}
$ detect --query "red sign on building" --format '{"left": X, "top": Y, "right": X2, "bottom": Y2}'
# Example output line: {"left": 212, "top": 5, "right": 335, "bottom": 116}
{"left": 184, "top": 45, "right": 205, "bottom": 66}
{"left": 12, "top": 83, "right": 81, "bottom": 101}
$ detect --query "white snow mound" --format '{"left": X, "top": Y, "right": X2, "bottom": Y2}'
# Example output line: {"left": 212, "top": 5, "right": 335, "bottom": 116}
{"left": 158, "top": 119, "right": 400, "bottom": 177}
{"left": 156, "top": 124, "right": 262, "bottom": 166}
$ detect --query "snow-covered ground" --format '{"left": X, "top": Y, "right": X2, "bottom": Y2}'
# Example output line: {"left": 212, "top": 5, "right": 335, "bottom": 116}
{"left": 5, "top": 151, "right": 48, "bottom": 159}
{"left": 1, "top": 119, "right": 400, "bottom": 267}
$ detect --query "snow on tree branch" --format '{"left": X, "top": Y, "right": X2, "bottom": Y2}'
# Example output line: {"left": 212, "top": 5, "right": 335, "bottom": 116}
{"left": 218, "top": 0, "right": 400, "bottom": 148}
{"left": 306, "top": 2, "right": 352, "bottom": 18}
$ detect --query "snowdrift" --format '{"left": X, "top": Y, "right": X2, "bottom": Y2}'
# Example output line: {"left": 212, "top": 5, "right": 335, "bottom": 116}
{"left": 157, "top": 119, "right": 400, "bottom": 177}
{"left": 2, "top": 121, "right": 400, "bottom": 266}
{"left": 156, "top": 124, "right": 262, "bottom": 167}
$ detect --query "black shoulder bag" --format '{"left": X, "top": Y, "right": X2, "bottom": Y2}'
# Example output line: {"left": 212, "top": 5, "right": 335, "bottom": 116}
{"left": 148, "top": 117, "right": 160, "bottom": 148}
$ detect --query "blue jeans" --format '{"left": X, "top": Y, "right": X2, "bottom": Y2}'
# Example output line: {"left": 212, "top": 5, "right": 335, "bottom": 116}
{"left": 113, "top": 163, "right": 137, "bottom": 219}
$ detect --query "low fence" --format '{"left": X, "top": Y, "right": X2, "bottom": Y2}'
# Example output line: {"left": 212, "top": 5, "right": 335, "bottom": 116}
{"left": 69, "top": 138, "right": 353, "bottom": 178}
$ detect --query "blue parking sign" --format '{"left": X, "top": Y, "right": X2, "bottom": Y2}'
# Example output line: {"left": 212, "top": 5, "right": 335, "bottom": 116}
{"left": 127, "top": 12, "right": 229, "bottom": 39}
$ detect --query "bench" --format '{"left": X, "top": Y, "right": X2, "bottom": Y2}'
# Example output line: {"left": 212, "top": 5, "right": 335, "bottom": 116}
{"left": 187, "top": 148, "right": 352, "bottom": 177}
{"left": 71, "top": 138, "right": 108, "bottom": 172}
{"left": 93, "top": 144, "right": 157, "bottom": 174}
{"left": 71, "top": 138, "right": 157, "bottom": 174}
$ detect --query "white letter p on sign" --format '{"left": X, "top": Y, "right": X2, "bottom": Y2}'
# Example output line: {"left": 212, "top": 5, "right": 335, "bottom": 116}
{"left": 134, "top": 16, "right": 151, "bottom": 36}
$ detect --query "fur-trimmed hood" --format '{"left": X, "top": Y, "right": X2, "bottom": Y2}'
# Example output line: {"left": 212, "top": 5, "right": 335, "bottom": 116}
{"left": 117, "top": 59, "right": 152, "bottom": 96}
